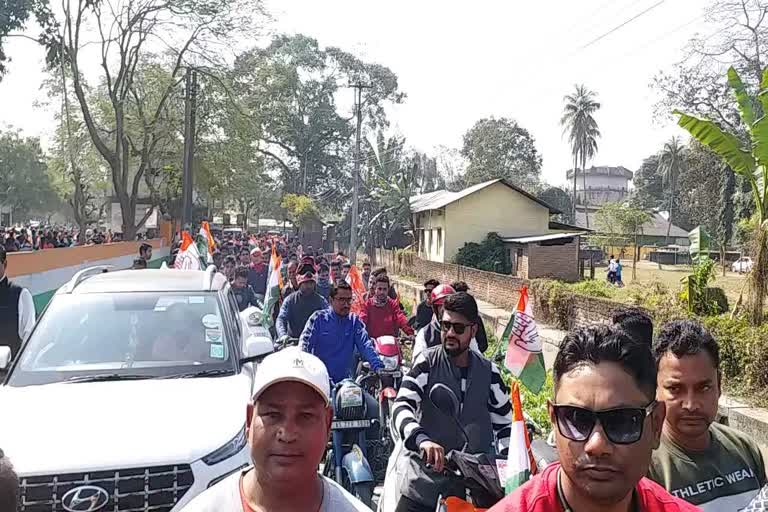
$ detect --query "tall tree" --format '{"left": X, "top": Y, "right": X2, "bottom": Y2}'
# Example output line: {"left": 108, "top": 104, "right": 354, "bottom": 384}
{"left": 719, "top": 165, "right": 736, "bottom": 276}
{"left": 232, "top": 34, "right": 404, "bottom": 196}
{"left": 0, "top": 0, "right": 58, "bottom": 80}
{"left": 59, "top": 0, "right": 257, "bottom": 239}
{"left": 658, "top": 137, "right": 686, "bottom": 243}
{"left": 561, "top": 85, "right": 601, "bottom": 225}
{"left": 674, "top": 66, "right": 768, "bottom": 324}
{"left": 595, "top": 202, "right": 652, "bottom": 281}
{"left": 460, "top": 117, "right": 542, "bottom": 190}
{"left": 632, "top": 154, "right": 664, "bottom": 210}
{"left": 0, "top": 130, "right": 59, "bottom": 220}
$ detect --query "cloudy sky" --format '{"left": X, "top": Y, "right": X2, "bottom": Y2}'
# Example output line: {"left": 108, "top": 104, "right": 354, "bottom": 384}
{"left": 0, "top": 0, "right": 713, "bottom": 187}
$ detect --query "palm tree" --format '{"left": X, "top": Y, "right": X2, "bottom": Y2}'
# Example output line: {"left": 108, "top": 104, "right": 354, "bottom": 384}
{"left": 658, "top": 136, "right": 686, "bottom": 244}
{"left": 561, "top": 85, "right": 601, "bottom": 225}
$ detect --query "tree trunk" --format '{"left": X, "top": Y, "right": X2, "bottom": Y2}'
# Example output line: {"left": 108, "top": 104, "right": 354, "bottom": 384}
{"left": 749, "top": 221, "right": 767, "bottom": 325}
{"left": 572, "top": 155, "right": 578, "bottom": 220}
{"left": 582, "top": 153, "right": 590, "bottom": 229}
{"left": 721, "top": 246, "right": 726, "bottom": 277}
{"left": 633, "top": 231, "right": 638, "bottom": 281}
{"left": 666, "top": 190, "right": 674, "bottom": 245}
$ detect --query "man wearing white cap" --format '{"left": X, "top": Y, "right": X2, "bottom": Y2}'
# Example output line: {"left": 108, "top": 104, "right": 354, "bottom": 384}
{"left": 182, "top": 347, "right": 371, "bottom": 511}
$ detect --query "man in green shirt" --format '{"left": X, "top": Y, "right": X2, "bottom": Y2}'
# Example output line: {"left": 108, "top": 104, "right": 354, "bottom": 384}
{"left": 649, "top": 319, "right": 766, "bottom": 511}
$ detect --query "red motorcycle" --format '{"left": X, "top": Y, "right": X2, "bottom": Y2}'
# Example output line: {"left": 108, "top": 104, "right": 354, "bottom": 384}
{"left": 372, "top": 335, "right": 413, "bottom": 441}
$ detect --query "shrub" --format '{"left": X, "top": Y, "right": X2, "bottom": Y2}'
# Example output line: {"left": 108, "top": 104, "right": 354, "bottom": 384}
{"left": 568, "top": 279, "right": 613, "bottom": 298}
{"left": 455, "top": 232, "right": 512, "bottom": 273}
{"left": 627, "top": 280, "right": 689, "bottom": 325}
{"left": 531, "top": 279, "right": 573, "bottom": 330}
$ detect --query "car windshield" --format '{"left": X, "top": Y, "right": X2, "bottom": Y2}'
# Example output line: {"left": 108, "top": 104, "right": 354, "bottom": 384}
{"left": 8, "top": 292, "right": 234, "bottom": 386}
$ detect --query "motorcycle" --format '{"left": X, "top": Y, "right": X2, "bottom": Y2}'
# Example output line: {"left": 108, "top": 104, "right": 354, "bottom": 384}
{"left": 323, "top": 378, "right": 378, "bottom": 507}
{"left": 371, "top": 336, "right": 413, "bottom": 442}
{"left": 428, "top": 383, "right": 505, "bottom": 512}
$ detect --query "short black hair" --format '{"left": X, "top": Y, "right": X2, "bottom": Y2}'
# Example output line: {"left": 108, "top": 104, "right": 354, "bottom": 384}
{"left": 140, "top": 242, "right": 152, "bottom": 254}
{"left": 653, "top": 319, "right": 720, "bottom": 369}
{"left": 318, "top": 264, "right": 329, "bottom": 273}
{"left": 330, "top": 260, "right": 341, "bottom": 267}
{"left": 235, "top": 266, "right": 249, "bottom": 279}
{"left": 330, "top": 281, "right": 352, "bottom": 298}
{"left": 554, "top": 325, "right": 657, "bottom": 400}
{"left": 443, "top": 292, "right": 479, "bottom": 323}
{"left": 451, "top": 280, "right": 469, "bottom": 292}
{"left": 342, "top": 262, "right": 351, "bottom": 269}
{"left": 0, "top": 449, "right": 18, "bottom": 512}
{"left": 612, "top": 306, "right": 653, "bottom": 345}
{"left": 424, "top": 279, "right": 440, "bottom": 288}
{"left": 224, "top": 255, "right": 237, "bottom": 266}
{"left": 374, "top": 274, "right": 391, "bottom": 287}
{"left": 372, "top": 266, "right": 387, "bottom": 277}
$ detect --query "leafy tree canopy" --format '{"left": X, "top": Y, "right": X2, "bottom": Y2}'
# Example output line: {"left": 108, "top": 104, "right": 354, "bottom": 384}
{"left": 460, "top": 117, "right": 542, "bottom": 191}
{"left": 454, "top": 232, "right": 511, "bottom": 274}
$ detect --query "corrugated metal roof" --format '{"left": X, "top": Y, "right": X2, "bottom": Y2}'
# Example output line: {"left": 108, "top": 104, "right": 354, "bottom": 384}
{"left": 574, "top": 209, "right": 689, "bottom": 238}
{"left": 410, "top": 179, "right": 560, "bottom": 213}
{"left": 502, "top": 232, "right": 586, "bottom": 244}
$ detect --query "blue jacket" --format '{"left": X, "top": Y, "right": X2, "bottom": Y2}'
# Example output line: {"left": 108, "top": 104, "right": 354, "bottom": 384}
{"left": 301, "top": 309, "right": 383, "bottom": 383}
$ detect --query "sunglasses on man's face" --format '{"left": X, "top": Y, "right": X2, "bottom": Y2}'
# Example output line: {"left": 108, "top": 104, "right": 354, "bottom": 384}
{"left": 552, "top": 401, "right": 657, "bottom": 445}
{"left": 440, "top": 320, "right": 474, "bottom": 335}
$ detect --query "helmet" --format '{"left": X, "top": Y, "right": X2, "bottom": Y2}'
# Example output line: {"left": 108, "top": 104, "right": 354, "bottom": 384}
{"left": 430, "top": 284, "right": 456, "bottom": 306}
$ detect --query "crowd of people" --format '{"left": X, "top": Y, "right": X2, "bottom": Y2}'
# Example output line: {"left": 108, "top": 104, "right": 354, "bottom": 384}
{"left": 2, "top": 225, "right": 768, "bottom": 512}
{"left": 2, "top": 225, "right": 155, "bottom": 253}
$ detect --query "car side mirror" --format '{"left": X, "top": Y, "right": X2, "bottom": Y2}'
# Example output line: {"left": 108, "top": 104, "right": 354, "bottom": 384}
{"left": 0, "top": 346, "right": 11, "bottom": 370}
{"left": 429, "top": 383, "right": 460, "bottom": 419}
{"left": 241, "top": 335, "right": 274, "bottom": 364}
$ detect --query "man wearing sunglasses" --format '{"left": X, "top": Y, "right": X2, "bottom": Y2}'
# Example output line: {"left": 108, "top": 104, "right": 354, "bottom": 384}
{"left": 391, "top": 292, "right": 512, "bottom": 512}
{"left": 490, "top": 325, "right": 698, "bottom": 512}
{"left": 649, "top": 320, "right": 766, "bottom": 511}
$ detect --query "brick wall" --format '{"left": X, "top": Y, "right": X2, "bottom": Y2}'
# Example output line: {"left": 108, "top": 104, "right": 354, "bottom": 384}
{"left": 374, "top": 248, "right": 527, "bottom": 310}
{"left": 527, "top": 237, "right": 580, "bottom": 281}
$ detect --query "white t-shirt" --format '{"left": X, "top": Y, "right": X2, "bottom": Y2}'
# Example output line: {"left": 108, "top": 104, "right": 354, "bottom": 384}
{"left": 181, "top": 467, "right": 372, "bottom": 512}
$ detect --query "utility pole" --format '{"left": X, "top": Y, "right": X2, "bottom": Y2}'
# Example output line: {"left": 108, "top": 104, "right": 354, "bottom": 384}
{"left": 182, "top": 68, "right": 198, "bottom": 230}
{"left": 349, "top": 83, "right": 370, "bottom": 265}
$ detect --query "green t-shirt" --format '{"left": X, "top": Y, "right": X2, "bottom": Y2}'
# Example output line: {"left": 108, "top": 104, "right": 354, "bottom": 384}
{"left": 649, "top": 422, "right": 767, "bottom": 511}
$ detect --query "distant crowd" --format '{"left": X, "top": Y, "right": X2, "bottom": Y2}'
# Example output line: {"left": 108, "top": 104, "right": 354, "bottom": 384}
{"left": 2, "top": 226, "right": 155, "bottom": 253}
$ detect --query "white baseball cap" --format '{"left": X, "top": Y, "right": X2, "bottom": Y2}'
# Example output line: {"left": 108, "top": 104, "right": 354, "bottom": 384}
{"left": 251, "top": 347, "right": 330, "bottom": 406}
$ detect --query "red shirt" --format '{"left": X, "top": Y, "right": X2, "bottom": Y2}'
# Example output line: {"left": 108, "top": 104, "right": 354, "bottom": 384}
{"left": 359, "top": 297, "right": 414, "bottom": 338}
{"left": 489, "top": 463, "right": 702, "bottom": 512}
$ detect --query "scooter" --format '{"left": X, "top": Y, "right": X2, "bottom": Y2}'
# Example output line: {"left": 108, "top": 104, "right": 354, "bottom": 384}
{"left": 322, "top": 378, "right": 378, "bottom": 508}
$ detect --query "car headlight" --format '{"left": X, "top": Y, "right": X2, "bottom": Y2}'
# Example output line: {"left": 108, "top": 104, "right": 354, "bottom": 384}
{"left": 202, "top": 425, "right": 247, "bottom": 466}
{"left": 381, "top": 355, "right": 399, "bottom": 371}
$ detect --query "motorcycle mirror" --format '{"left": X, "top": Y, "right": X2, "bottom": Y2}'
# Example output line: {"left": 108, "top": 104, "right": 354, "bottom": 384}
{"left": 429, "top": 383, "right": 460, "bottom": 419}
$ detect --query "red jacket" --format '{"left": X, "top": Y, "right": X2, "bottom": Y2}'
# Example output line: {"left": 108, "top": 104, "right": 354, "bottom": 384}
{"left": 488, "top": 463, "right": 701, "bottom": 512}
{"left": 359, "top": 297, "right": 414, "bottom": 339}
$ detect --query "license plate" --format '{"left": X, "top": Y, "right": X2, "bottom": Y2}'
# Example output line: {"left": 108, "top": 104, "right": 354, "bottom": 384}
{"left": 381, "top": 370, "right": 401, "bottom": 378}
{"left": 331, "top": 419, "right": 372, "bottom": 429}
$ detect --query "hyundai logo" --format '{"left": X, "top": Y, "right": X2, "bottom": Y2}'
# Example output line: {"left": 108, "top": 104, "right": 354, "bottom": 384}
{"left": 61, "top": 485, "right": 109, "bottom": 512}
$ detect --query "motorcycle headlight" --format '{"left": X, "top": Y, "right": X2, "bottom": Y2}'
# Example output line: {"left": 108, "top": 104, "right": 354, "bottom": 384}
{"left": 202, "top": 425, "right": 247, "bottom": 466}
{"left": 381, "top": 355, "right": 399, "bottom": 371}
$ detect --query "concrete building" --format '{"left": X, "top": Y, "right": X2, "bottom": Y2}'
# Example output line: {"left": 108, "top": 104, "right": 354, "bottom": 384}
{"left": 566, "top": 166, "right": 633, "bottom": 206}
{"left": 410, "top": 179, "right": 584, "bottom": 281}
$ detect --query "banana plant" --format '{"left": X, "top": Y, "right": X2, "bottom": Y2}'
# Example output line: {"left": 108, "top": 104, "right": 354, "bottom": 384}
{"left": 674, "top": 66, "right": 768, "bottom": 324}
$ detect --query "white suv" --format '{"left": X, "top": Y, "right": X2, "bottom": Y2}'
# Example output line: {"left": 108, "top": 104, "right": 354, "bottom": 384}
{"left": 0, "top": 266, "right": 274, "bottom": 512}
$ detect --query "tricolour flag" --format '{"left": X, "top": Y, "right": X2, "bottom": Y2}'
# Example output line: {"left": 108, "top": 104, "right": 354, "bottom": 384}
{"left": 174, "top": 231, "right": 202, "bottom": 270}
{"left": 502, "top": 286, "right": 546, "bottom": 394}
{"left": 505, "top": 381, "right": 535, "bottom": 493}
{"left": 261, "top": 244, "right": 283, "bottom": 327}
{"left": 197, "top": 221, "right": 215, "bottom": 264}
{"left": 346, "top": 265, "right": 367, "bottom": 315}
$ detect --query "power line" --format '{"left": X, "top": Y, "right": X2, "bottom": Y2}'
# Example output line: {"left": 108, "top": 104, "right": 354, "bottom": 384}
{"left": 577, "top": 0, "right": 666, "bottom": 51}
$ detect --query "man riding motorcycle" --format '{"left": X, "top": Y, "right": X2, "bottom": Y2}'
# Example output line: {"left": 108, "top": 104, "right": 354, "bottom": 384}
{"left": 359, "top": 275, "right": 414, "bottom": 339}
{"left": 412, "top": 284, "right": 480, "bottom": 361}
{"left": 276, "top": 269, "right": 328, "bottom": 343}
{"left": 389, "top": 292, "right": 512, "bottom": 512}
{"left": 300, "top": 281, "right": 384, "bottom": 435}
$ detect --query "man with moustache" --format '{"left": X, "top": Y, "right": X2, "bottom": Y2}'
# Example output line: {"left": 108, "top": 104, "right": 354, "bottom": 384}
{"left": 181, "top": 348, "right": 370, "bottom": 511}
{"left": 649, "top": 320, "right": 766, "bottom": 510}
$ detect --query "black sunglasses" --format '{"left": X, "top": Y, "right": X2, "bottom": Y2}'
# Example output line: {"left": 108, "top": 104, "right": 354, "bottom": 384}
{"left": 440, "top": 320, "right": 474, "bottom": 335}
{"left": 552, "top": 401, "right": 657, "bottom": 445}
